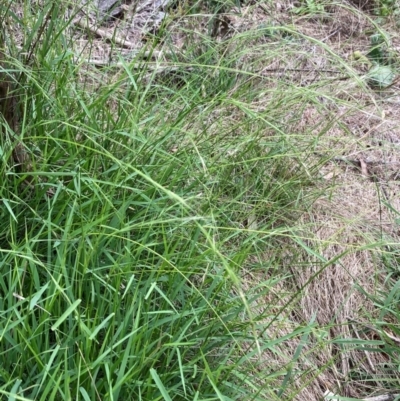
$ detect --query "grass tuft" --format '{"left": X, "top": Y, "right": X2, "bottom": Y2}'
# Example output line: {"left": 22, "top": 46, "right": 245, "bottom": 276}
{"left": 1, "top": 1, "right": 400, "bottom": 400}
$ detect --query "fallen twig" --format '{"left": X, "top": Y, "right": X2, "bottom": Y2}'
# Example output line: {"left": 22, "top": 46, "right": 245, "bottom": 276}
{"left": 314, "top": 152, "right": 400, "bottom": 168}
{"left": 74, "top": 17, "right": 137, "bottom": 48}
{"left": 81, "top": 58, "right": 193, "bottom": 75}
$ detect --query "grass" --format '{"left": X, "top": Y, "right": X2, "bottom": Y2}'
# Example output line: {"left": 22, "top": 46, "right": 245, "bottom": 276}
{"left": 1, "top": 0, "right": 400, "bottom": 400}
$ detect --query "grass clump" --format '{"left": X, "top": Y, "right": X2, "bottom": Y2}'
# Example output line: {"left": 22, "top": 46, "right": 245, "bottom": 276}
{"left": 1, "top": 0, "right": 400, "bottom": 400}
{"left": 0, "top": 2, "right": 322, "bottom": 400}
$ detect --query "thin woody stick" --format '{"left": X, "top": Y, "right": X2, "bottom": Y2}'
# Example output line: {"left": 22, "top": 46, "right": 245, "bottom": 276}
{"left": 74, "top": 17, "right": 137, "bottom": 49}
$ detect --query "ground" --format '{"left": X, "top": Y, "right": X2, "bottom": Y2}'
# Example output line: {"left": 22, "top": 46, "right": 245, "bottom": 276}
{"left": 5, "top": 0, "right": 400, "bottom": 399}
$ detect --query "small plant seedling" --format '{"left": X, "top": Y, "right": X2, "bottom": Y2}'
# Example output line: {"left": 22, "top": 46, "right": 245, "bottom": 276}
{"left": 367, "top": 65, "right": 395, "bottom": 88}
{"left": 375, "top": 0, "right": 398, "bottom": 16}
{"left": 367, "top": 32, "right": 390, "bottom": 64}
{"left": 292, "top": 0, "right": 325, "bottom": 15}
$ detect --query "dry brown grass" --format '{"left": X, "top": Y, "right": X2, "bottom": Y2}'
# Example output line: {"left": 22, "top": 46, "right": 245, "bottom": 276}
{"left": 237, "top": 3, "right": 399, "bottom": 400}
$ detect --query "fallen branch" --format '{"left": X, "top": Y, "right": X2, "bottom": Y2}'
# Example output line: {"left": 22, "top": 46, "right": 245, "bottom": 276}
{"left": 74, "top": 17, "right": 137, "bottom": 49}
